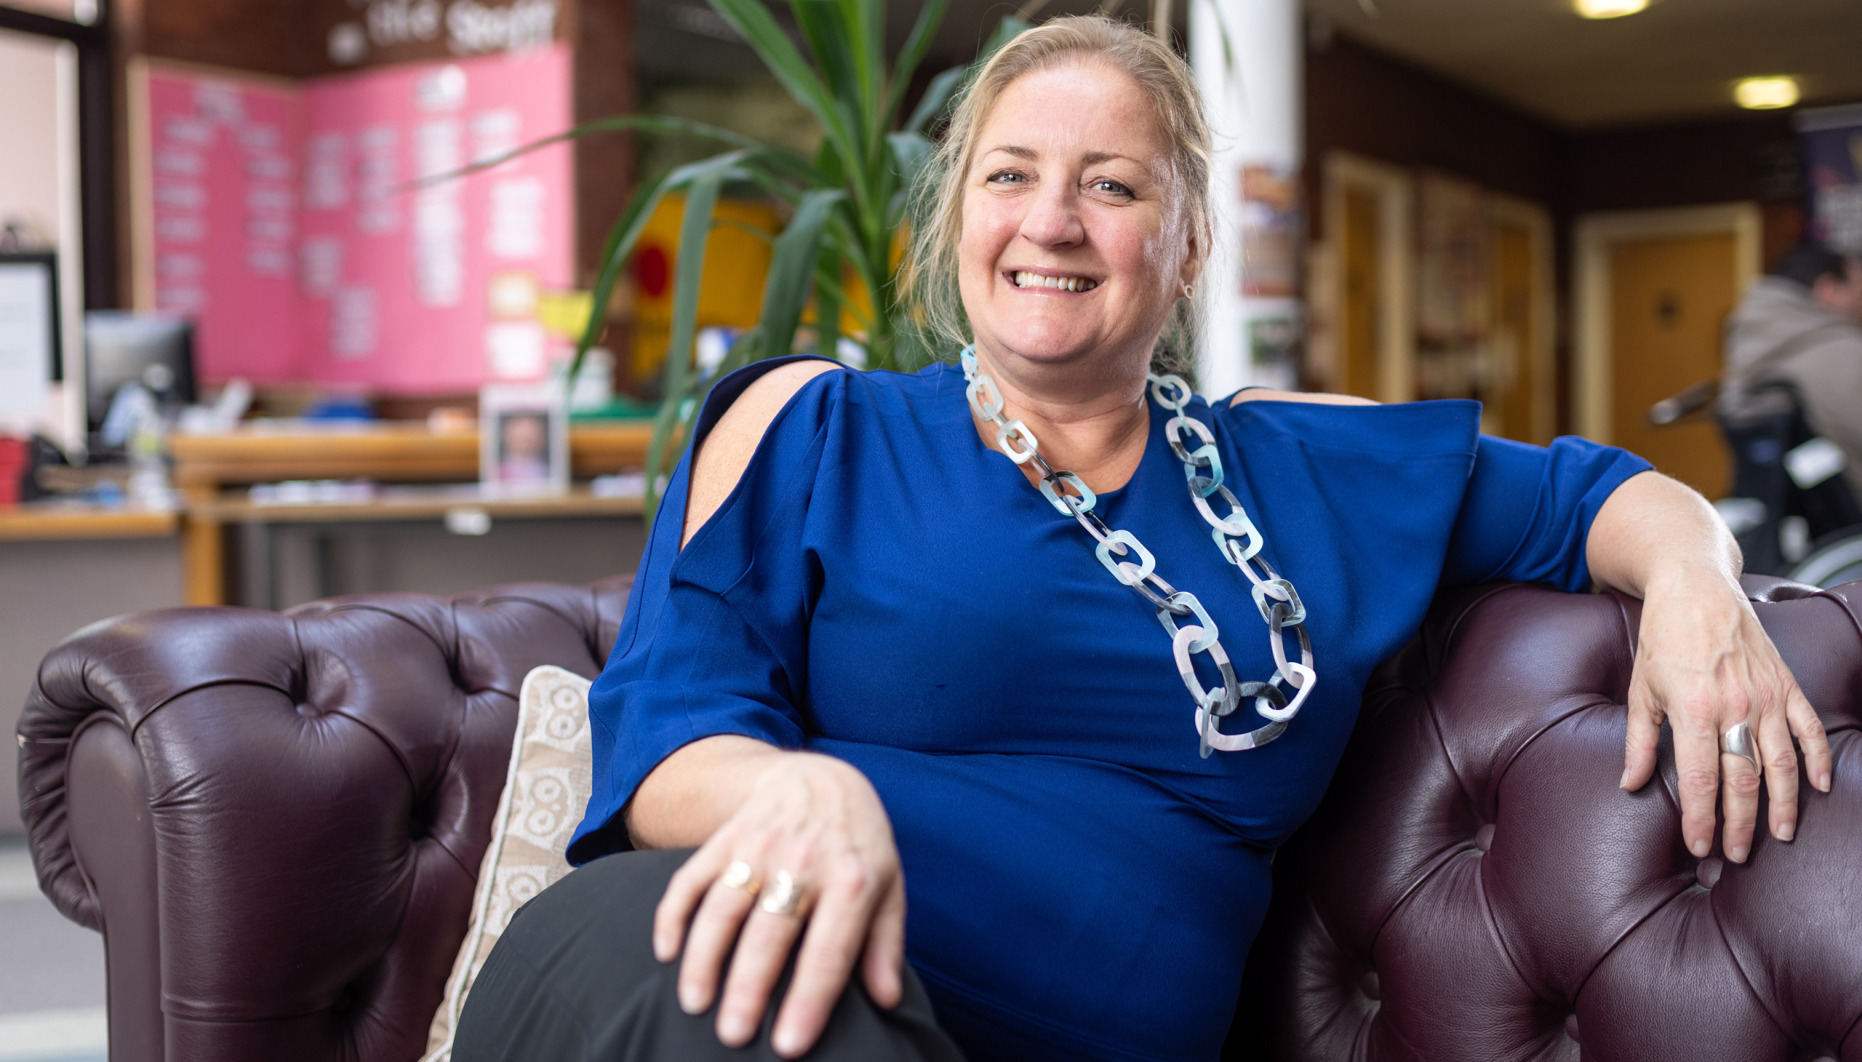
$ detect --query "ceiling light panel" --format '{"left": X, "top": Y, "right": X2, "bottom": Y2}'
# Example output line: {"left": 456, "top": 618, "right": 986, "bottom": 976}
{"left": 1734, "top": 76, "right": 1801, "bottom": 110}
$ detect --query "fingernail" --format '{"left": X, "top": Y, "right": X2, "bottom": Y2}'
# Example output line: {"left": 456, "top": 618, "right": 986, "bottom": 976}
{"left": 678, "top": 987, "right": 704, "bottom": 1015}
{"left": 1777, "top": 822, "right": 1795, "bottom": 842}
{"left": 1819, "top": 772, "right": 1832, "bottom": 792}
{"left": 773, "top": 1027, "right": 803, "bottom": 1057}
{"left": 1690, "top": 838, "right": 1710, "bottom": 858}
{"left": 1728, "top": 844, "right": 1749, "bottom": 863}
{"left": 1618, "top": 769, "right": 1631, "bottom": 790}
{"left": 718, "top": 1014, "right": 750, "bottom": 1045}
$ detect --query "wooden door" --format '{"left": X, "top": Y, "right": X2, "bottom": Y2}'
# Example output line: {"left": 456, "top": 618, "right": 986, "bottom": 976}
{"left": 1492, "top": 220, "right": 1538, "bottom": 443}
{"left": 1608, "top": 233, "right": 1736, "bottom": 498}
{"left": 1339, "top": 188, "right": 1381, "bottom": 399}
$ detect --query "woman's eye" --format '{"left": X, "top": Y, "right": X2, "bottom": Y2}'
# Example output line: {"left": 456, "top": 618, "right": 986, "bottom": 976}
{"left": 1091, "top": 179, "right": 1133, "bottom": 197}
{"left": 988, "top": 170, "right": 1026, "bottom": 185}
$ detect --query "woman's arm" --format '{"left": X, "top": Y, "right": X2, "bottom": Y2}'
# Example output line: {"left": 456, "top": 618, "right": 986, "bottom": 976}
{"left": 1586, "top": 471, "right": 1833, "bottom": 863}
{"left": 620, "top": 358, "right": 903, "bottom": 1060}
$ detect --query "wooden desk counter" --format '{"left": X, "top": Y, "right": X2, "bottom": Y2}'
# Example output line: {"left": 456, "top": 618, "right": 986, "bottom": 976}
{"left": 171, "top": 420, "right": 655, "bottom": 486}
{"left": 172, "top": 420, "right": 656, "bottom": 604}
{"left": 0, "top": 502, "right": 180, "bottom": 541}
{"left": 199, "top": 485, "right": 645, "bottom": 523}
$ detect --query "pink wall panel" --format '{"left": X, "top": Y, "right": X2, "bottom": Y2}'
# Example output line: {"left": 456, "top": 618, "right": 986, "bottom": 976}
{"left": 140, "top": 46, "right": 574, "bottom": 394}
{"left": 145, "top": 69, "right": 303, "bottom": 384}
{"left": 298, "top": 46, "right": 575, "bottom": 392}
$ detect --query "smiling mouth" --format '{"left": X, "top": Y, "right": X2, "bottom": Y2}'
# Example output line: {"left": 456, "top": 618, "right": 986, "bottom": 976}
{"left": 1010, "top": 270, "right": 1098, "bottom": 293}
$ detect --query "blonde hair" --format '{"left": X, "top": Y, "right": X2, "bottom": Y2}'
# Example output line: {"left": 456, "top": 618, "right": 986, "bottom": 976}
{"left": 900, "top": 15, "right": 1212, "bottom": 378}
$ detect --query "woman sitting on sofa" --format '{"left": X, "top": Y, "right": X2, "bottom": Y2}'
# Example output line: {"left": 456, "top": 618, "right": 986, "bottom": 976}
{"left": 456, "top": 16, "right": 1831, "bottom": 1062}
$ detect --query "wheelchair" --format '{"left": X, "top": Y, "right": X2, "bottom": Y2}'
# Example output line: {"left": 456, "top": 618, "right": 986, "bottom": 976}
{"left": 1649, "top": 378, "right": 1862, "bottom": 588}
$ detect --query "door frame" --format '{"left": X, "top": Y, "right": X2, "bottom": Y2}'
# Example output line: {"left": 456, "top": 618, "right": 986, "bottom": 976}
{"left": 1490, "top": 194, "right": 1556, "bottom": 445}
{"left": 1320, "top": 152, "right": 1414, "bottom": 402}
{"left": 1572, "top": 203, "right": 1763, "bottom": 443}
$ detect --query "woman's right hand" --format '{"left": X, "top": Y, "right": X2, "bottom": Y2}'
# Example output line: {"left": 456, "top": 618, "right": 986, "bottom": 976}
{"left": 650, "top": 750, "right": 906, "bottom": 1059}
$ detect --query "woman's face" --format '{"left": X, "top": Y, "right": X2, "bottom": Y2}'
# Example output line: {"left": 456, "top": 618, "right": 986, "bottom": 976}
{"left": 957, "top": 57, "right": 1197, "bottom": 380}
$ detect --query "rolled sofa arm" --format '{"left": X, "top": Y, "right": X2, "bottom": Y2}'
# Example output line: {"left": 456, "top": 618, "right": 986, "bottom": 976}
{"left": 17, "top": 577, "right": 631, "bottom": 1062}
{"left": 1237, "top": 577, "right": 1862, "bottom": 1062}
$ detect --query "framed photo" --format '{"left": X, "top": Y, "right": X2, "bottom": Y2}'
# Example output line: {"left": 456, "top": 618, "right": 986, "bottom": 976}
{"left": 0, "top": 252, "right": 61, "bottom": 422}
{"left": 480, "top": 382, "right": 568, "bottom": 496}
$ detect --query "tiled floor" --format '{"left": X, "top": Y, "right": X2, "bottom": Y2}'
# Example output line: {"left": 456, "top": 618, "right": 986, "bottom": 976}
{"left": 0, "top": 840, "right": 107, "bottom": 1062}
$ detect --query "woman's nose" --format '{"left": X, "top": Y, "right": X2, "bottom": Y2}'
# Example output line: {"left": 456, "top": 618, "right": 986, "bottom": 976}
{"left": 1019, "top": 183, "right": 1084, "bottom": 248}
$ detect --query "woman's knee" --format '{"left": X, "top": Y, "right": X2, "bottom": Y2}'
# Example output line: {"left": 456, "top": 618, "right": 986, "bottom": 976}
{"left": 493, "top": 847, "right": 692, "bottom": 981}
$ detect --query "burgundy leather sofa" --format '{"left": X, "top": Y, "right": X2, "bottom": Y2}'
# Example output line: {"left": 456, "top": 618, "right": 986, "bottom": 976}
{"left": 17, "top": 575, "right": 1862, "bottom": 1061}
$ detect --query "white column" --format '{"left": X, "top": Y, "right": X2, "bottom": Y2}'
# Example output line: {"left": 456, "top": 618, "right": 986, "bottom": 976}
{"left": 1190, "top": 0, "right": 1304, "bottom": 398}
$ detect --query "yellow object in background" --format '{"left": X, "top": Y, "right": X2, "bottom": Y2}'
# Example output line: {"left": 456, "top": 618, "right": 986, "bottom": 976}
{"left": 538, "top": 290, "right": 595, "bottom": 340}
{"left": 630, "top": 194, "right": 779, "bottom": 381}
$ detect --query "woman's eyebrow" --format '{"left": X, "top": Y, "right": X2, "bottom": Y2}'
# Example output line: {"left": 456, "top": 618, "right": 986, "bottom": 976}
{"left": 984, "top": 144, "right": 1038, "bottom": 160}
{"left": 982, "top": 145, "right": 1143, "bottom": 168}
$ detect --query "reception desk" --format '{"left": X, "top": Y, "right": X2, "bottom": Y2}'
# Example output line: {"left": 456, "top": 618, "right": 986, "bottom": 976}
{"left": 1, "top": 423, "right": 656, "bottom": 831}
{"left": 171, "top": 421, "right": 655, "bottom": 605}
{"left": 0, "top": 502, "right": 185, "bottom": 834}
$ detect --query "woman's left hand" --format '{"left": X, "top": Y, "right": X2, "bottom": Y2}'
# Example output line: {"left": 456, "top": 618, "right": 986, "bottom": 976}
{"left": 1619, "top": 564, "right": 1832, "bottom": 862}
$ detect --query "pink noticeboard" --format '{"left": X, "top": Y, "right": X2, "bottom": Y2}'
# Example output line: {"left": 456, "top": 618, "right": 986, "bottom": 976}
{"left": 139, "top": 47, "right": 574, "bottom": 394}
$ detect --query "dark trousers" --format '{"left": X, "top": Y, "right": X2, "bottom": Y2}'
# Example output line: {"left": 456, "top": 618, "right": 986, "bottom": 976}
{"left": 455, "top": 847, "right": 966, "bottom": 1061}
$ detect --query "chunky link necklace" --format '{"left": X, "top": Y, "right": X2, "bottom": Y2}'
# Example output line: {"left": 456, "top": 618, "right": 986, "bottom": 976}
{"left": 960, "top": 347, "right": 1315, "bottom": 756}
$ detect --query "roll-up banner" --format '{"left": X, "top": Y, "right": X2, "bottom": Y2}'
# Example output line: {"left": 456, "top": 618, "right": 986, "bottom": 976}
{"left": 1798, "top": 103, "right": 1862, "bottom": 256}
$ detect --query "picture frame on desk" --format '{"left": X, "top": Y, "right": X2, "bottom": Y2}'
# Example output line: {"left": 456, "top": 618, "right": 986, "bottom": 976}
{"left": 480, "top": 382, "right": 568, "bottom": 497}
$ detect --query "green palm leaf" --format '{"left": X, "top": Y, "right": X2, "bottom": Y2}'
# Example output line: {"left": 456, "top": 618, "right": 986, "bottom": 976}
{"left": 759, "top": 188, "right": 846, "bottom": 363}
{"left": 641, "top": 156, "right": 739, "bottom": 512}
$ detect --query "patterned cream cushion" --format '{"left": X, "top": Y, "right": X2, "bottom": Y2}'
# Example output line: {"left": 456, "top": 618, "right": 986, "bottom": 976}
{"left": 421, "top": 664, "right": 594, "bottom": 1062}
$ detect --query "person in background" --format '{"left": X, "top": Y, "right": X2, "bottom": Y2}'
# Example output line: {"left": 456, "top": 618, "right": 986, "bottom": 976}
{"left": 1721, "top": 240, "right": 1862, "bottom": 498}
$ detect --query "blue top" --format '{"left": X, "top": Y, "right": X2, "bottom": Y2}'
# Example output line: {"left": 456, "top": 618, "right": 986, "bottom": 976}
{"left": 569, "top": 356, "right": 1651, "bottom": 1062}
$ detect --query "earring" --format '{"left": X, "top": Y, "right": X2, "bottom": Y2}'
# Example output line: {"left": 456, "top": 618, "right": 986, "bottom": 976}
{"left": 1181, "top": 282, "right": 1195, "bottom": 299}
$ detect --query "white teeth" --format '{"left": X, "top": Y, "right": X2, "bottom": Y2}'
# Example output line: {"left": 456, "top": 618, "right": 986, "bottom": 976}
{"left": 1013, "top": 271, "right": 1095, "bottom": 292}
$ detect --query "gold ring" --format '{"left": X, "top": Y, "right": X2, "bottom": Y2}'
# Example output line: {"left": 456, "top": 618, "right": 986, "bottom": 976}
{"left": 720, "top": 860, "right": 760, "bottom": 895}
{"left": 759, "top": 869, "right": 804, "bottom": 917}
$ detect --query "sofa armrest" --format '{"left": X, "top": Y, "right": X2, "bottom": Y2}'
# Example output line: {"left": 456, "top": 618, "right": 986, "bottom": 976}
{"left": 18, "top": 577, "right": 632, "bottom": 1062}
{"left": 1238, "top": 578, "right": 1862, "bottom": 1061}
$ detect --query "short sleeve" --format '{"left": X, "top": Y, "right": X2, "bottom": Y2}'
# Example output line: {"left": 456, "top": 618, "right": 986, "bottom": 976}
{"left": 567, "top": 356, "right": 842, "bottom": 864}
{"left": 1442, "top": 434, "right": 1652, "bottom": 592}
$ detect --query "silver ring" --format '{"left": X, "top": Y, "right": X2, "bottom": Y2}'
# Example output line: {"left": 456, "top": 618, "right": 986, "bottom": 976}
{"left": 719, "top": 860, "right": 760, "bottom": 895}
{"left": 759, "top": 869, "right": 804, "bottom": 917}
{"left": 1721, "top": 721, "right": 1760, "bottom": 774}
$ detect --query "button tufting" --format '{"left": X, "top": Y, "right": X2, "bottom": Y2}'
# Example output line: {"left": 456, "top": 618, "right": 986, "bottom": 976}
{"left": 1359, "top": 971, "right": 1381, "bottom": 1001}
{"left": 1474, "top": 823, "right": 1495, "bottom": 853}
{"left": 1564, "top": 1014, "right": 1580, "bottom": 1043}
{"left": 1696, "top": 857, "right": 1723, "bottom": 890}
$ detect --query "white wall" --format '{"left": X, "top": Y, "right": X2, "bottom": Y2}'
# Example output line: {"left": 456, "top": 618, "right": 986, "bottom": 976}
{"left": 0, "top": 28, "right": 83, "bottom": 447}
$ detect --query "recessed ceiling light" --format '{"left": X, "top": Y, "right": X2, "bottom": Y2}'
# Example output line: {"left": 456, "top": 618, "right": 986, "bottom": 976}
{"left": 1574, "top": 0, "right": 1648, "bottom": 18}
{"left": 1735, "top": 76, "right": 1800, "bottom": 110}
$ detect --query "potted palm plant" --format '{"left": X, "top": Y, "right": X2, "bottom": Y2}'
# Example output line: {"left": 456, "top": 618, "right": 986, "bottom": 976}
{"left": 477, "top": 0, "right": 1198, "bottom": 512}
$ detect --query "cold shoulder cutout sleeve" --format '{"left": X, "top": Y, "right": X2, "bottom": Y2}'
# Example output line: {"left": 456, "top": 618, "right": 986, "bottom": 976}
{"left": 568, "top": 355, "right": 844, "bottom": 863}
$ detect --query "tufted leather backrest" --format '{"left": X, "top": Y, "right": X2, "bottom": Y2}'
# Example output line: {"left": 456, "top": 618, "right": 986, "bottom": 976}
{"left": 18, "top": 578, "right": 632, "bottom": 1062}
{"left": 1233, "top": 578, "right": 1862, "bottom": 1062}
{"left": 22, "top": 576, "right": 1862, "bottom": 1062}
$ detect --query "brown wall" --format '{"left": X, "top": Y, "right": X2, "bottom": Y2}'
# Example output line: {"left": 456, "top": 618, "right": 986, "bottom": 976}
{"left": 1567, "top": 112, "right": 1798, "bottom": 213}
{"left": 1568, "top": 111, "right": 1805, "bottom": 268}
{"left": 114, "top": 0, "right": 322, "bottom": 77}
{"left": 1305, "top": 33, "right": 1565, "bottom": 242}
{"left": 1308, "top": 30, "right": 1820, "bottom": 259}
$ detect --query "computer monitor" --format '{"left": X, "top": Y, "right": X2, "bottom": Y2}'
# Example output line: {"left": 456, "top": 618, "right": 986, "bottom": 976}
{"left": 84, "top": 312, "right": 196, "bottom": 446}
